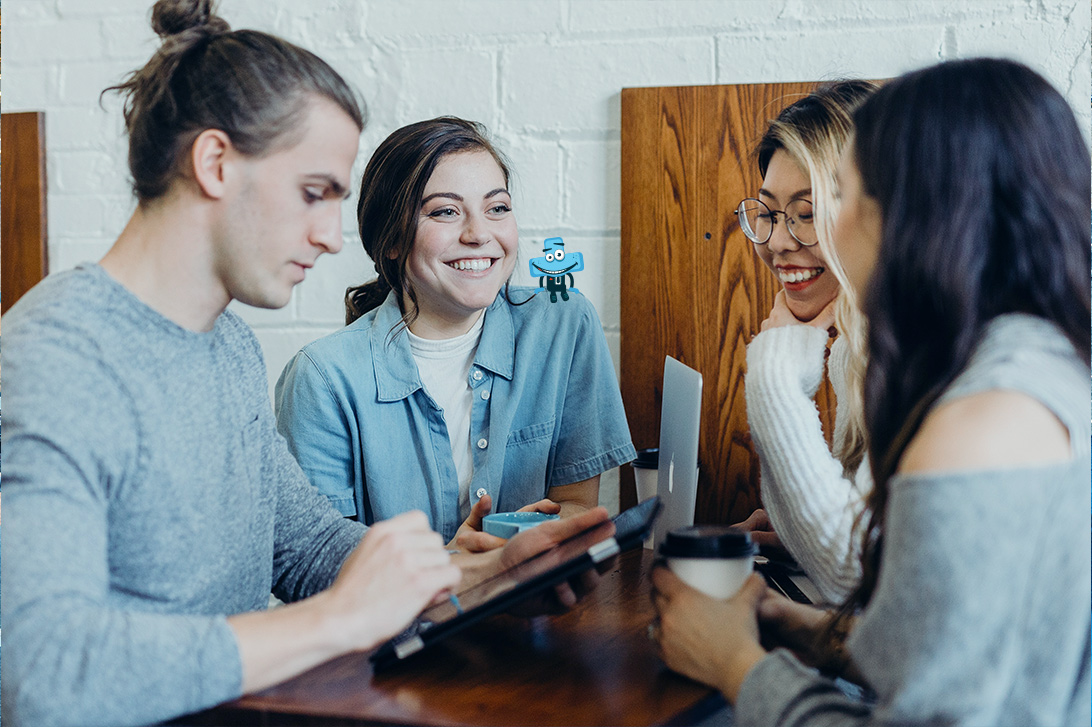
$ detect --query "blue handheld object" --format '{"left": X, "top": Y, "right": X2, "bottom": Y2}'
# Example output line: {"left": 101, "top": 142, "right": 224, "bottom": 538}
{"left": 482, "top": 511, "right": 561, "bottom": 539}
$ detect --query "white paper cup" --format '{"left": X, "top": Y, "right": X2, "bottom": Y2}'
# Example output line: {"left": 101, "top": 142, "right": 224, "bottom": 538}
{"left": 631, "top": 448, "right": 660, "bottom": 548}
{"left": 634, "top": 467, "right": 658, "bottom": 503}
{"left": 659, "top": 526, "right": 756, "bottom": 599}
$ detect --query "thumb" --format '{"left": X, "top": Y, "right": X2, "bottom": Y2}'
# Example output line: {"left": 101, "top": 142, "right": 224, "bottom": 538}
{"left": 737, "top": 573, "right": 768, "bottom": 606}
{"left": 465, "top": 494, "right": 493, "bottom": 531}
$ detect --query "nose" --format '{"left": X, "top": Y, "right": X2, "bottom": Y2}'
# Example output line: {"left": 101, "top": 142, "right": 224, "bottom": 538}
{"left": 311, "top": 205, "right": 344, "bottom": 255}
{"left": 766, "top": 215, "right": 801, "bottom": 254}
{"left": 460, "top": 212, "right": 490, "bottom": 246}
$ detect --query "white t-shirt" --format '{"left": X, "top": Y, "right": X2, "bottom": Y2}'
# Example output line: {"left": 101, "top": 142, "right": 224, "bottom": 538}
{"left": 407, "top": 312, "right": 486, "bottom": 520}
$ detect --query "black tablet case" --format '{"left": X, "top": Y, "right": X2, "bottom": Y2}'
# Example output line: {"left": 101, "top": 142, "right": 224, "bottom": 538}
{"left": 371, "top": 497, "right": 662, "bottom": 671}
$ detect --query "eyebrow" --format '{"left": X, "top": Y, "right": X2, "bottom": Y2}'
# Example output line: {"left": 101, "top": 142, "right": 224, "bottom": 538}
{"left": 421, "top": 188, "right": 510, "bottom": 205}
{"left": 758, "top": 187, "right": 812, "bottom": 203}
{"left": 305, "top": 174, "right": 351, "bottom": 200}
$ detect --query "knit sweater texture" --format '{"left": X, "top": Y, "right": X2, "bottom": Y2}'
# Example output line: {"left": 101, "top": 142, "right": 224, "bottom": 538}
{"left": 746, "top": 326, "right": 869, "bottom": 602}
{"left": 1, "top": 264, "right": 366, "bottom": 727}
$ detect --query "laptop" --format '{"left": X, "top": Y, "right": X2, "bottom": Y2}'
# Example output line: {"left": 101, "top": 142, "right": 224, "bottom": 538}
{"left": 646, "top": 356, "right": 819, "bottom": 604}
{"left": 652, "top": 356, "right": 703, "bottom": 549}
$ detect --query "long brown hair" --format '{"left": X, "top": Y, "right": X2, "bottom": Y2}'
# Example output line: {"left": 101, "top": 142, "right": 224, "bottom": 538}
{"left": 345, "top": 116, "right": 512, "bottom": 328}
{"left": 834, "top": 59, "right": 1090, "bottom": 637}
{"left": 104, "top": 0, "right": 364, "bottom": 204}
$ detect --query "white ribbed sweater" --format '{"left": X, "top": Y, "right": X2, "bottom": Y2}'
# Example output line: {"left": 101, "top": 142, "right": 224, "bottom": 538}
{"left": 745, "top": 325, "right": 870, "bottom": 603}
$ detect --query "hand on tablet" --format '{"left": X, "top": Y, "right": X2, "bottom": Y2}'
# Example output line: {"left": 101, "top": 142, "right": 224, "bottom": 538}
{"left": 324, "top": 511, "right": 461, "bottom": 651}
{"left": 500, "top": 506, "right": 615, "bottom": 615}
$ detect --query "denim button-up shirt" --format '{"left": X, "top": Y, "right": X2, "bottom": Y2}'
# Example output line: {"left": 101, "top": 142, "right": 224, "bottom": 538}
{"left": 275, "top": 288, "right": 636, "bottom": 542}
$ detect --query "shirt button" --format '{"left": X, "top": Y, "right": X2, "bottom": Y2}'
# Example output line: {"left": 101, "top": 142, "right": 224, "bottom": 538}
{"left": 480, "top": 390, "right": 490, "bottom": 400}
{"left": 476, "top": 487, "right": 488, "bottom": 499}
{"left": 477, "top": 438, "right": 488, "bottom": 449}
{"left": 472, "top": 370, "right": 483, "bottom": 381}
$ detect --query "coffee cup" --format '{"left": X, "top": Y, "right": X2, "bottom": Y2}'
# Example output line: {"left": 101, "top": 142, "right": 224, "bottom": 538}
{"left": 658, "top": 525, "right": 756, "bottom": 599}
{"left": 631, "top": 448, "right": 660, "bottom": 503}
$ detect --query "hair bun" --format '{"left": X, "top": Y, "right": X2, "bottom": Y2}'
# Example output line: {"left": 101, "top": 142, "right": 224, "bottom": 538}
{"left": 151, "top": 0, "right": 230, "bottom": 39}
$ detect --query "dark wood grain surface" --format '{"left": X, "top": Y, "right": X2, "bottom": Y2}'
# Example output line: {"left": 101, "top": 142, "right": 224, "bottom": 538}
{"left": 619, "top": 83, "right": 836, "bottom": 524}
{"left": 2, "top": 111, "right": 49, "bottom": 314}
{"left": 175, "top": 548, "right": 724, "bottom": 727}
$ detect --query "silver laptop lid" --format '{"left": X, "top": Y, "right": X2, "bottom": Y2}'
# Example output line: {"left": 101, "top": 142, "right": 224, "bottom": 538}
{"left": 653, "top": 356, "right": 703, "bottom": 548}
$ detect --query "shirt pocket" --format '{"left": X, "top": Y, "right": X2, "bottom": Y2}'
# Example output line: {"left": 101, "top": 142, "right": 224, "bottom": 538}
{"left": 503, "top": 418, "right": 555, "bottom": 503}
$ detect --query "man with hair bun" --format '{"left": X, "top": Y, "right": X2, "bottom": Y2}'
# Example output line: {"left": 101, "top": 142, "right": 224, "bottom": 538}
{"left": 0, "top": 2, "right": 610, "bottom": 725}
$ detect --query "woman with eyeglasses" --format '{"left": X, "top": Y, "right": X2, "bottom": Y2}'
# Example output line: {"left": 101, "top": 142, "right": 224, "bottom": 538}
{"left": 732, "top": 80, "right": 877, "bottom": 605}
{"left": 653, "top": 57, "right": 1090, "bottom": 725}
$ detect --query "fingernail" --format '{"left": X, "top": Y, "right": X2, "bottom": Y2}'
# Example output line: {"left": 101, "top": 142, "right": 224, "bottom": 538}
{"left": 828, "top": 326, "right": 837, "bottom": 337}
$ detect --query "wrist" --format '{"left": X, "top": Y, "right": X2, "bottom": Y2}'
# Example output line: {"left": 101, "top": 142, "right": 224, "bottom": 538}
{"left": 721, "top": 642, "right": 768, "bottom": 704}
{"left": 297, "top": 589, "right": 351, "bottom": 659}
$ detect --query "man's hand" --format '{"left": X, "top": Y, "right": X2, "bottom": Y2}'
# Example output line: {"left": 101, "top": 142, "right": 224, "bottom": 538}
{"left": 323, "top": 511, "right": 462, "bottom": 652}
{"left": 230, "top": 510, "right": 459, "bottom": 694}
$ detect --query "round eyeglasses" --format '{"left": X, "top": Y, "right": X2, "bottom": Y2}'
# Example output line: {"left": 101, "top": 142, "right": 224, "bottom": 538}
{"left": 734, "top": 197, "right": 817, "bottom": 246}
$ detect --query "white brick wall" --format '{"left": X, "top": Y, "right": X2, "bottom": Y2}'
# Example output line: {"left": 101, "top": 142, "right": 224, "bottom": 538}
{"left": 4, "top": 0, "right": 1090, "bottom": 512}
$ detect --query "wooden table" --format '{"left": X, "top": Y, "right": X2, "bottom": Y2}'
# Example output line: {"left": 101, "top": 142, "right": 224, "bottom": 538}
{"left": 174, "top": 548, "right": 725, "bottom": 726}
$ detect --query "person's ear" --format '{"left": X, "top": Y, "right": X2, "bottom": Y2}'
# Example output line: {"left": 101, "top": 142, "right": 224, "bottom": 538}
{"left": 190, "top": 129, "right": 233, "bottom": 200}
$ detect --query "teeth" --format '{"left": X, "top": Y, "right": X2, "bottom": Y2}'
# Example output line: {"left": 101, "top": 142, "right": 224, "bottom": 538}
{"left": 778, "top": 267, "right": 823, "bottom": 284}
{"left": 449, "top": 259, "right": 492, "bottom": 272}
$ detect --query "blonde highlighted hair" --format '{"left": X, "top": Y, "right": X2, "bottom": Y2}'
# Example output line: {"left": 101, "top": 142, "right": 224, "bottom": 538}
{"left": 755, "top": 80, "right": 877, "bottom": 477}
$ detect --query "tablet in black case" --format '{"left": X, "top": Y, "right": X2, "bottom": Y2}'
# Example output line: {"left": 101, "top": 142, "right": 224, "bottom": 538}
{"left": 370, "top": 496, "right": 662, "bottom": 671}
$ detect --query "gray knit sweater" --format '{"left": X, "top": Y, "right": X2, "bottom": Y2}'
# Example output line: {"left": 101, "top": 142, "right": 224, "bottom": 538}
{"left": 736, "top": 314, "right": 1091, "bottom": 726}
{"left": 1, "top": 264, "right": 366, "bottom": 727}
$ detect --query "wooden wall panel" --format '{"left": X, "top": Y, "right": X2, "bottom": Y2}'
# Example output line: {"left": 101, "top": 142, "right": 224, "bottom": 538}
{"left": 2, "top": 111, "right": 49, "bottom": 314}
{"left": 620, "top": 83, "right": 836, "bottom": 525}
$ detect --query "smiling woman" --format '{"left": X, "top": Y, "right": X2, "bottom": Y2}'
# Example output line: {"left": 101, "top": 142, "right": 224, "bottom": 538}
{"left": 732, "top": 80, "right": 878, "bottom": 605}
{"left": 275, "top": 117, "right": 636, "bottom": 551}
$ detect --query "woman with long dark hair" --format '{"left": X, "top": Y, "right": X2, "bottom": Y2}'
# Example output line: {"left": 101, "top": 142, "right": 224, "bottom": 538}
{"left": 652, "top": 57, "right": 1090, "bottom": 725}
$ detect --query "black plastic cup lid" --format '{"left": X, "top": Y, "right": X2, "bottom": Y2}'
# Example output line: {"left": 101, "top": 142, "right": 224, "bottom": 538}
{"left": 631, "top": 448, "right": 700, "bottom": 470}
{"left": 658, "top": 525, "right": 755, "bottom": 559}
{"left": 632, "top": 448, "right": 659, "bottom": 468}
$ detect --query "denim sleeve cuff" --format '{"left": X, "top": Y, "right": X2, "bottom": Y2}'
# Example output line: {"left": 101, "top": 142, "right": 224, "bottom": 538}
{"left": 550, "top": 441, "right": 637, "bottom": 486}
{"left": 326, "top": 495, "right": 357, "bottom": 518}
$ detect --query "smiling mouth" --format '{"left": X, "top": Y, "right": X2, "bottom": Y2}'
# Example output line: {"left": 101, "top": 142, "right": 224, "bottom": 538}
{"left": 447, "top": 258, "right": 495, "bottom": 272}
{"left": 778, "top": 266, "right": 824, "bottom": 284}
{"left": 531, "top": 261, "right": 578, "bottom": 276}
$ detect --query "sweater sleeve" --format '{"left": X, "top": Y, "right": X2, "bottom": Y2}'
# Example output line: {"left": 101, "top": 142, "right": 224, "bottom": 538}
{"left": 736, "top": 460, "right": 1091, "bottom": 726}
{"left": 265, "top": 414, "right": 366, "bottom": 603}
{"left": 745, "top": 326, "right": 862, "bottom": 603}
{"left": 0, "top": 338, "right": 241, "bottom": 727}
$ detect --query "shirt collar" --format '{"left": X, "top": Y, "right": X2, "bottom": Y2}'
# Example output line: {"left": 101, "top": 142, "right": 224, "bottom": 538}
{"left": 369, "top": 291, "right": 515, "bottom": 401}
{"left": 473, "top": 292, "right": 515, "bottom": 381}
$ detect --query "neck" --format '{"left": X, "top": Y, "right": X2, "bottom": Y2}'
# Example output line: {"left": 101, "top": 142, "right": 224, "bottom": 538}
{"left": 405, "top": 297, "right": 486, "bottom": 340}
{"left": 99, "top": 194, "right": 229, "bottom": 332}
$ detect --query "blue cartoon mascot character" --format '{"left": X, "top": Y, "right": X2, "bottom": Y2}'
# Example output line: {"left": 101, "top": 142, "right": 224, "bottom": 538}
{"left": 529, "top": 237, "right": 584, "bottom": 303}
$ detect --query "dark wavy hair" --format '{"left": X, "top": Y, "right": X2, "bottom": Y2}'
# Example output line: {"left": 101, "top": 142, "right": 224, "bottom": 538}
{"left": 104, "top": 0, "right": 365, "bottom": 204}
{"left": 844, "top": 57, "right": 1091, "bottom": 619}
{"left": 344, "top": 116, "right": 513, "bottom": 328}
